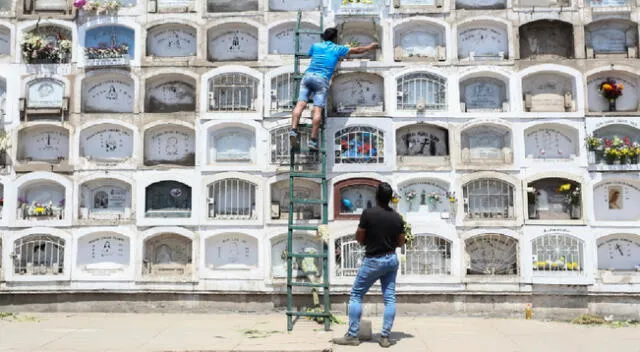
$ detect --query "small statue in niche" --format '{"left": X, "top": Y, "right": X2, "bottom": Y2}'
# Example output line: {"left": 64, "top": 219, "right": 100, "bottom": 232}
{"left": 366, "top": 200, "right": 372, "bottom": 209}
{"left": 355, "top": 192, "right": 363, "bottom": 209}
{"left": 420, "top": 189, "right": 427, "bottom": 205}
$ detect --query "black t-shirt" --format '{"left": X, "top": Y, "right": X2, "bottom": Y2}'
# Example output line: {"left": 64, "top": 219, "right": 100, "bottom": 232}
{"left": 358, "top": 206, "right": 404, "bottom": 257}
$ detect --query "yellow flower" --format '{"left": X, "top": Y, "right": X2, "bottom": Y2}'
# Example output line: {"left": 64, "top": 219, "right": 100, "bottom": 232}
{"left": 618, "top": 83, "right": 624, "bottom": 90}
{"left": 557, "top": 184, "right": 572, "bottom": 193}
{"left": 602, "top": 83, "right": 613, "bottom": 91}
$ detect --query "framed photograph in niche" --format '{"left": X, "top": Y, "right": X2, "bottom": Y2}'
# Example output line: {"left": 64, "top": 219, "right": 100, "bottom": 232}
{"left": 608, "top": 186, "right": 622, "bottom": 210}
{"left": 270, "top": 202, "right": 280, "bottom": 220}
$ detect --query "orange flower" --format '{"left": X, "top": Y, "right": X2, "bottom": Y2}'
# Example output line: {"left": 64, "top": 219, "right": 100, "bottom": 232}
{"left": 602, "top": 83, "right": 613, "bottom": 91}
{"left": 618, "top": 83, "right": 624, "bottom": 90}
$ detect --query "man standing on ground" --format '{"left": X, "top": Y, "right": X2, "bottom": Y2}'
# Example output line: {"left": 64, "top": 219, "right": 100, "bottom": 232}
{"left": 289, "top": 28, "right": 378, "bottom": 151}
{"left": 333, "top": 182, "right": 405, "bottom": 348}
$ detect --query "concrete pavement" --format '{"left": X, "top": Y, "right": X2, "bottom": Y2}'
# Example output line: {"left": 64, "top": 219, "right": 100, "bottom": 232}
{"left": 0, "top": 312, "right": 638, "bottom": 352}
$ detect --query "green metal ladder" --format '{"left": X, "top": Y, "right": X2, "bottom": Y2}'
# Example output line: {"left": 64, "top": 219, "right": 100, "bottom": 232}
{"left": 286, "top": 10, "right": 331, "bottom": 332}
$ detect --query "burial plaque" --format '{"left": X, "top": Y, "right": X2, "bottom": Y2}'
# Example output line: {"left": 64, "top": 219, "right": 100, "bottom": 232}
{"left": 396, "top": 125, "right": 448, "bottom": 157}
{"left": 145, "top": 127, "right": 195, "bottom": 165}
{"left": 396, "top": 28, "right": 443, "bottom": 58}
{"left": 85, "top": 26, "right": 135, "bottom": 58}
{"left": 524, "top": 127, "right": 575, "bottom": 159}
{"left": 77, "top": 233, "right": 130, "bottom": 272}
{"left": 27, "top": 79, "right": 65, "bottom": 108}
{"left": 271, "top": 234, "right": 321, "bottom": 278}
{"left": 207, "top": 0, "right": 258, "bottom": 12}
{"left": 588, "top": 26, "right": 631, "bottom": 53}
{"left": 458, "top": 27, "right": 507, "bottom": 59}
{"left": 213, "top": 128, "right": 253, "bottom": 162}
{"left": 146, "top": 80, "right": 195, "bottom": 113}
{"left": 83, "top": 78, "right": 134, "bottom": 113}
{"left": 519, "top": 21, "right": 573, "bottom": 58}
{"left": 270, "top": 26, "right": 319, "bottom": 55}
{"left": 332, "top": 75, "right": 383, "bottom": 112}
{"left": 461, "top": 78, "right": 505, "bottom": 110}
{"left": 269, "top": 0, "right": 321, "bottom": 11}
{"left": 20, "top": 129, "right": 69, "bottom": 161}
{"left": 456, "top": 0, "right": 505, "bottom": 8}
{"left": 208, "top": 29, "right": 258, "bottom": 61}
{"left": 147, "top": 25, "right": 197, "bottom": 57}
{"left": 593, "top": 182, "right": 640, "bottom": 221}
{"left": 207, "top": 234, "right": 258, "bottom": 269}
{"left": 81, "top": 126, "right": 133, "bottom": 161}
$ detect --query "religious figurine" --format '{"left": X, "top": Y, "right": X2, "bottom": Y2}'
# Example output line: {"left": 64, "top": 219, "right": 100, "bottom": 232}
{"left": 420, "top": 189, "right": 427, "bottom": 205}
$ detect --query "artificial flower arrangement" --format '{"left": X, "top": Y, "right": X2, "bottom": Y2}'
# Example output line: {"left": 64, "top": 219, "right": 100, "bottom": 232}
{"left": 20, "top": 32, "right": 71, "bottom": 64}
{"left": 585, "top": 135, "right": 603, "bottom": 151}
{"left": 446, "top": 191, "right": 457, "bottom": 203}
{"left": 557, "top": 183, "right": 581, "bottom": 206}
{"left": 400, "top": 214, "right": 415, "bottom": 248}
{"left": 533, "top": 259, "right": 580, "bottom": 271}
{"left": 427, "top": 192, "right": 441, "bottom": 204}
{"left": 586, "top": 134, "right": 640, "bottom": 164}
{"left": 84, "top": 44, "right": 129, "bottom": 60}
{"left": 74, "top": 0, "right": 122, "bottom": 14}
{"left": 404, "top": 189, "right": 416, "bottom": 202}
{"left": 599, "top": 78, "right": 624, "bottom": 102}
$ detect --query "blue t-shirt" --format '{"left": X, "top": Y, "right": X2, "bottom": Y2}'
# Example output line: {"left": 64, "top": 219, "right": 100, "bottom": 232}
{"left": 305, "top": 41, "right": 350, "bottom": 81}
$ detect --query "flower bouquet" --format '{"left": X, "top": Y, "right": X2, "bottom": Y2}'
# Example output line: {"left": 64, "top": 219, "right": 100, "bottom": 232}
{"left": 585, "top": 135, "right": 602, "bottom": 151}
{"left": 74, "top": 0, "right": 122, "bottom": 14}
{"left": 557, "top": 183, "right": 581, "bottom": 207}
{"left": 0, "top": 130, "right": 11, "bottom": 152}
{"left": 604, "top": 147, "right": 622, "bottom": 165}
{"left": 446, "top": 191, "right": 457, "bottom": 203}
{"left": 427, "top": 192, "right": 441, "bottom": 204}
{"left": 404, "top": 189, "right": 416, "bottom": 210}
{"left": 21, "top": 32, "right": 71, "bottom": 64}
{"left": 84, "top": 44, "right": 129, "bottom": 60}
{"left": 400, "top": 214, "right": 415, "bottom": 248}
{"left": 599, "top": 78, "right": 624, "bottom": 111}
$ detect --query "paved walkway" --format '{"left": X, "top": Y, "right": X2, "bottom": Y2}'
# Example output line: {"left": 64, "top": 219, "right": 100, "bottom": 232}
{"left": 0, "top": 312, "right": 639, "bottom": 352}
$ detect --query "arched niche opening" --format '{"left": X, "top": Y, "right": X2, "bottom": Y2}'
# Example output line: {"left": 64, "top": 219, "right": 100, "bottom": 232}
{"left": 269, "top": 22, "right": 320, "bottom": 55}
{"left": 269, "top": 0, "right": 321, "bottom": 11}
{"left": 145, "top": 75, "right": 196, "bottom": 113}
{"left": 79, "top": 179, "right": 132, "bottom": 221}
{"left": 17, "top": 180, "right": 66, "bottom": 220}
{"left": 398, "top": 179, "right": 450, "bottom": 215}
{"left": 519, "top": 20, "right": 574, "bottom": 59}
{"left": 335, "top": 234, "right": 365, "bottom": 277}
{"left": 146, "top": 24, "right": 197, "bottom": 58}
{"left": 270, "top": 179, "right": 321, "bottom": 221}
{"left": 532, "top": 232, "right": 583, "bottom": 274}
{"left": 17, "top": 126, "right": 69, "bottom": 163}
{"left": 593, "top": 181, "right": 640, "bottom": 221}
{"left": 82, "top": 73, "right": 135, "bottom": 113}
{"left": 456, "top": 0, "right": 505, "bottom": 9}
{"left": 207, "top": 72, "right": 259, "bottom": 112}
{"left": 396, "top": 124, "right": 449, "bottom": 166}
{"left": 207, "top": 0, "right": 258, "bottom": 12}
{"left": 0, "top": 25, "right": 11, "bottom": 56}
{"left": 151, "top": 0, "right": 195, "bottom": 12}
{"left": 459, "top": 75, "right": 509, "bottom": 112}
{"left": 337, "top": 20, "right": 381, "bottom": 61}
{"left": 527, "top": 178, "right": 581, "bottom": 220}
{"left": 460, "top": 124, "right": 512, "bottom": 164}
{"left": 144, "top": 181, "right": 192, "bottom": 218}
{"left": 586, "top": 20, "right": 638, "bottom": 59}
{"left": 587, "top": 72, "right": 640, "bottom": 112}
{"left": 205, "top": 233, "right": 258, "bottom": 270}
{"left": 396, "top": 72, "right": 447, "bottom": 111}
{"left": 84, "top": 25, "right": 135, "bottom": 65}
{"left": 79, "top": 124, "right": 134, "bottom": 162}
{"left": 400, "top": 234, "right": 452, "bottom": 276}
{"left": 22, "top": 77, "right": 68, "bottom": 122}
{"left": 462, "top": 178, "right": 515, "bottom": 219}
{"left": 24, "top": 0, "right": 73, "bottom": 13}
{"left": 522, "top": 72, "right": 576, "bottom": 112}
{"left": 272, "top": 233, "right": 322, "bottom": 278}
{"left": 207, "top": 24, "right": 258, "bottom": 61}
{"left": 465, "top": 234, "right": 518, "bottom": 275}
{"left": 393, "top": 21, "right": 446, "bottom": 62}
{"left": 142, "top": 233, "right": 193, "bottom": 278}
{"left": 334, "top": 126, "right": 385, "bottom": 164}
{"left": 208, "top": 125, "right": 256, "bottom": 164}
{"left": 270, "top": 125, "right": 316, "bottom": 165}
{"left": 334, "top": 178, "right": 380, "bottom": 219}
{"left": 21, "top": 25, "right": 72, "bottom": 64}
{"left": 457, "top": 21, "right": 508, "bottom": 60}
{"left": 207, "top": 178, "right": 257, "bottom": 220}
{"left": 518, "top": 0, "right": 570, "bottom": 6}
{"left": 597, "top": 234, "right": 640, "bottom": 273}
{"left": 330, "top": 73, "right": 384, "bottom": 114}
{"left": 524, "top": 124, "right": 579, "bottom": 160}
{"left": 13, "top": 234, "right": 65, "bottom": 276}
{"left": 76, "top": 232, "right": 131, "bottom": 276}
{"left": 143, "top": 124, "right": 195, "bottom": 166}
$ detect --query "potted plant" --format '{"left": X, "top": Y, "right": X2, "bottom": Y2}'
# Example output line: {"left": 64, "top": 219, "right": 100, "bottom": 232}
{"left": 599, "top": 78, "right": 624, "bottom": 112}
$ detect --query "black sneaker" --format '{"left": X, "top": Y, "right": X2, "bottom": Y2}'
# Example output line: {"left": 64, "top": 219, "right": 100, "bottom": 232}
{"left": 379, "top": 336, "right": 394, "bottom": 348}
{"left": 332, "top": 334, "right": 360, "bottom": 346}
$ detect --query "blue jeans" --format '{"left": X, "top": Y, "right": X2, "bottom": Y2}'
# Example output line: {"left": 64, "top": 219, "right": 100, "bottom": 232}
{"left": 297, "top": 73, "right": 330, "bottom": 107}
{"left": 347, "top": 253, "right": 399, "bottom": 338}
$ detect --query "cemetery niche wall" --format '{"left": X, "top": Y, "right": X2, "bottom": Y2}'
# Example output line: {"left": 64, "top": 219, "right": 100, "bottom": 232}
{"left": 142, "top": 232, "right": 193, "bottom": 280}
{"left": 522, "top": 72, "right": 576, "bottom": 112}
{"left": 460, "top": 123, "right": 513, "bottom": 165}
{"left": 78, "top": 179, "right": 132, "bottom": 221}
{"left": 146, "top": 24, "right": 197, "bottom": 58}
{"left": 396, "top": 124, "right": 449, "bottom": 167}
{"left": 457, "top": 21, "right": 508, "bottom": 61}
{"left": 207, "top": 24, "right": 258, "bottom": 61}
{"left": 459, "top": 75, "right": 508, "bottom": 112}
{"left": 143, "top": 124, "right": 195, "bottom": 166}
{"left": 524, "top": 124, "right": 578, "bottom": 160}
{"left": 330, "top": 73, "right": 384, "bottom": 115}
{"left": 585, "top": 20, "right": 638, "bottom": 59}
{"left": 76, "top": 232, "right": 131, "bottom": 277}
{"left": 145, "top": 75, "right": 196, "bottom": 113}
{"left": 393, "top": 20, "right": 446, "bottom": 61}
{"left": 519, "top": 20, "right": 574, "bottom": 59}
{"left": 79, "top": 124, "right": 134, "bottom": 163}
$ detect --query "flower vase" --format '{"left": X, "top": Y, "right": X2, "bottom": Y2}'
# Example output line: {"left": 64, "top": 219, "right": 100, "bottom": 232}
{"left": 595, "top": 150, "right": 604, "bottom": 164}
{"left": 632, "top": 156, "right": 639, "bottom": 165}
{"left": 605, "top": 156, "right": 616, "bottom": 165}
{"left": 570, "top": 204, "right": 581, "bottom": 219}
{"left": 588, "top": 151, "right": 596, "bottom": 164}
{"left": 608, "top": 99, "right": 616, "bottom": 112}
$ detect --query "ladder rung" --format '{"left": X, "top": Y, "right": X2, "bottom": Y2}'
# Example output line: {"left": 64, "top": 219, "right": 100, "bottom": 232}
{"left": 289, "top": 252, "right": 326, "bottom": 259}
{"left": 291, "top": 198, "right": 326, "bottom": 205}
{"left": 293, "top": 74, "right": 304, "bottom": 79}
{"left": 290, "top": 172, "right": 325, "bottom": 179}
{"left": 287, "top": 311, "right": 331, "bottom": 317}
{"left": 289, "top": 224, "right": 318, "bottom": 231}
{"left": 295, "top": 52, "right": 310, "bottom": 57}
{"left": 297, "top": 148, "right": 326, "bottom": 154}
{"left": 296, "top": 29, "right": 324, "bottom": 35}
{"left": 289, "top": 282, "right": 328, "bottom": 288}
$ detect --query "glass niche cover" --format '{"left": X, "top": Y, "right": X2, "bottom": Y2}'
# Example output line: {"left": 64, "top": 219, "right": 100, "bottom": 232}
{"left": 339, "top": 184, "right": 376, "bottom": 215}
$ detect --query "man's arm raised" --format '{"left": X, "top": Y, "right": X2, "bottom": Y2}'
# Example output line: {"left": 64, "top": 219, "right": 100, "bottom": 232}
{"left": 347, "top": 42, "right": 379, "bottom": 55}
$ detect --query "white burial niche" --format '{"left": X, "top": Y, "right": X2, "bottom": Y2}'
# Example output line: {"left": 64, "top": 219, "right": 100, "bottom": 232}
{"left": 597, "top": 234, "right": 640, "bottom": 282}
{"left": 145, "top": 181, "right": 192, "bottom": 218}
{"left": 83, "top": 25, "right": 135, "bottom": 66}
{"left": 152, "top": 0, "right": 195, "bottom": 12}
{"left": 205, "top": 233, "right": 258, "bottom": 270}
{"left": 270, "top": 179, "right": 321, "bottom": 221}
{"left": 527, "top": 178, "right": 582, "bottom": 220}
{"left": 522, "top": 72, "right": 576, "bottom": 112}
{"left": 79, "top": 124, "right": 134, "bottom": 163}
{"left": 269, "top": 0, "right": 321, "bottom": 11}
{"left": 586, "top": 20, "right": 638, "bottom": 59}
{"left": 587, "top": 72, "right": 640, "bottom": 112}
{"left": 12, "top": 234, "right": 65, "bottom": 276}
{"left": 17, "top": 126, "right": 69, "bottom": 163}
{"left": 455, "top": 0, "right": 505, "bottom": 9}
{"left": 143, "top": 124, "right": 195, "bottom": 166}
{"left": 76, "top": 232, "right": 131, "bottom": 277}
{"left": 207, "top": 24, "right": 258, "bottom": 61}
{"left": 459, "top": 75, "right": 509, "bottom": 112}
{"left": 593, "top": 180, "right": 640, "bottom": 222}
{"left": 16, "top": 180, "right": 66, "bottom": 221}
{"left": 146, "top": 24, "right": 197, "bottom": 58}
{"left": 21, "top": 77, "right": 69, "bottom": 122}
{"left": 519, "top": 20, "right": 574, "bottom": 59}
{"left": 78, "top": 179, "right": 132, "bottom": 221}
{"left": 330, "top": 73, "right": 384, "bottom": 114}
{"left": 207, "top": 0, "right": 258, "bottom": 12}
{"left": 145, "top": 75, "right": 196, "bottom": 113}
{"left": 0, "top": 26, "right": 11, "bottom": 56}
{"left": 269, "top": 22, "right": 320, "bottom": 55}
{"left": 208, "top": 125, "right": 256, "bottom": 164}
{"left": 464, "top": 234, "right": 518, "bottom": 276}
{"left": 82, "top": 73, "right": 135, "bottom": 113}
{"left": 271, "top": 233, "right": 321, "bottom": 279}
{"left": 457, "top": 21, "right": 508, "bottom": 61}
{"left": 142, "top": 233, "right": 193, "bottom": 280}
{"left": 396, "top": 124, "right": 449, "bottom": 167}
{"left": 337, "top": 21, "right": 381, "bottom": 61}
{"left": 397, "top": 180, "right": 450, "bottom": 215}
{"left": 460, "top": 124, "right": 513, "bottom": 164}
{"left": 393, "top": 21, "right": 446, "bottom": 61}
{"left": 524, "top": 124, "right": 578, "bottom": 160}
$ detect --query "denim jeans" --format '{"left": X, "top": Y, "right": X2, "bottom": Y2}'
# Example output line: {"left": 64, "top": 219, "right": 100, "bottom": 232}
{"left": 347, "top": 253, "right": 399, "bottom": 338}
{"left": 297, "top": 72, "right": 330, "bottom": 107}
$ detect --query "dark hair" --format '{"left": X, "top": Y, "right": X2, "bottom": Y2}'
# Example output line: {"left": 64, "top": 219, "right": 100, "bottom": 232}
{"left": 322, "top": 28, "right": 339, "bottom": 43}
{"left": 376, "top": 182, "right": 393, "bottom": 206}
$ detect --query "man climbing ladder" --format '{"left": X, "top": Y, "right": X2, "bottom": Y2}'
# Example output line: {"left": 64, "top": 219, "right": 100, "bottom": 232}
{"left": 289, "top": 28, "right": 378, "bottom": 151}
